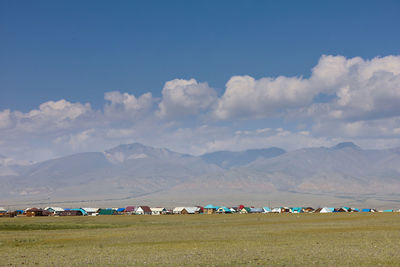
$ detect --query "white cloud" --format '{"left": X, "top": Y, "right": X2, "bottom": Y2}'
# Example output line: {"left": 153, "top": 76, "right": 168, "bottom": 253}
{"left": 0, "top": 109, "right": 12, "bottom": 129}
{"left": 104, "top": 91, "right": 153, "bottom": 119}
{"left": 11, "top": 99, "right": 93, "bottom": 133}
{"left": 2, "top": 54, "right": 400, "bottom": 161}
{"left": 214, "top": 75, "right": 313, "bottom": 120}
{"left": 215, "top": 55, "right": 400, "bottom": 122}
{"left": 309, "top": 55, "right": 400, "bottom": 121}
{"left": 157, "top": 78, "right": 217, "bottom": 119}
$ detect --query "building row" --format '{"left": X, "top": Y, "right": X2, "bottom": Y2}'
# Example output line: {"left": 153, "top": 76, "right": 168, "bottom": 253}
{"left": 1, "top": 205, "right": 399, "bottom": 217}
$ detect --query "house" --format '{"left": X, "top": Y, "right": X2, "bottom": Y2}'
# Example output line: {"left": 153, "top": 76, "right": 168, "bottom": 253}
{"left": 291, "top": 207, "right": 304, "bottom": 213}
{"left": 173, "top": 207, "right": 200, "bottom": 214}
{"left": 150, "top": 207, "right": 167, "bottom": 215}
{"left": 320, "top": 207, "right": 334, "bottom": 213}
{"left": 117, "top": 208, "right": 125, "bottom": 213}
{"left": 44, "top": 207, "right": 64, "bottom": 215}
{"left": 216, "top": 207, "right": 232, "bottom": 214}
{"left": 60, "top": 210, "right": 84, "bottom": 216}
{"left": 249, "top": 208, "right": 263, "bottom": 213}
{"left": 262, "top": 207, "right": 271, "bottom": 213}
{"left": 124, "top": 206, "right": 136, "bottom": 214}
{"left": 240, "top": 207, "right": 251, "bottom": 214}
{"left": 271, "top": 207, "right": 282, "bottom": 213}
{"left": 203, "top": 204, "right": 218, "bottom": 214}
{"left": 335, "top": 207, "right": 349, "bottom": 212}
{"left": 304, "top": 207, "right": 315, "bottom": 213}
{"left": 382, "top": 209, "right": 393, "bottom": 212}
{"left": 98, "top": 209, "right": 117, "bottom": 215}
{"left": 230, "top": 207, "right": 238, "bottom": 213}
{"left": 25, "top": 208, "right": 48, "bottom": 217}
{"left": 82, "top": 208, "right": 99, "bottom": 216}
{"left": 136, "top": 206, "right": 152, "bottom": 215}
{"left": 361, "top": 208, "right": 371, "bottom": 212}
{"left": 182, "top": 207, "right": 200, "bottom": 214}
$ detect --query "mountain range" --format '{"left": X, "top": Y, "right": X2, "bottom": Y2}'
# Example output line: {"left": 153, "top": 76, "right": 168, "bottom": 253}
{"left": 2, "top": 142, "right": 400, "bottom": 208}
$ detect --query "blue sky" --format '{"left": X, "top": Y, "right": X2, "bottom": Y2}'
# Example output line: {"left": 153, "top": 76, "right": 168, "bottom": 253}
{"left": 1, "top": 1, "right": 400, "bottom": 161}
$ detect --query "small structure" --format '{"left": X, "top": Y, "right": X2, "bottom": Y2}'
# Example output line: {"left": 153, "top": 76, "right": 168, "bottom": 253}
{"left": 335, "top": 207, "right": 349, "bottom": 212}
{"left": 320, "top": 207, "right": 334, "bottom": 213}
{"left": 98, "top": 209, "right": 117, "bottom": 215}
{"left": 291, "top": 207, "right": 304, "bottom": 213}
{"left": 203, "top": 204, "right": 218, "bottom": 214}
{"left": 124, "top": 206, "right": 136, "bottom": 214}
{"left": 150, "top": 207, "right": 167, "bottom": 215}
{"left": 262, "top": 207, "right": 271, "bottom": 213}
{"left": 173, "top": 207, "right": 200, "bottom": 214}
{"left": 0, "top": 207, "right": 7, "bottom": 214}
{"left": 60, "top": 210, "right": 84, "bottom": 216}
{"left": 304, "top": 207, "right": 315, "bottom": 213}
{"left": 44, "top": 207, "right": 64, "bottom": 215}
{"left": 249, "top": 208, "right": 263, "bottom": 213}
{"left": 82, "top": 208, "right": 99, "bottom": 216}
{"left": 271, "top": 207, "right": 285, "bottom": 213}
{"left": 25, "top": 208, "right": 48, "bottom": 217}
{"left": 116, "top": 208, "right": 125, "bottom": 214}
{"left": 216, "top": 206, "right": 232, "bottom": 214}
{"left": 136, "top": 206, "right": 152, "bottom": 215}
{"left": 240, "top": 207, "right": 251, "bottom": 214}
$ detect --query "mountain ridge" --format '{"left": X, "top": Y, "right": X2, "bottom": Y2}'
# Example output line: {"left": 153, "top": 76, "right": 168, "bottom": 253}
{"left": 2, "top": 142, "right": 400, "bottom": 208}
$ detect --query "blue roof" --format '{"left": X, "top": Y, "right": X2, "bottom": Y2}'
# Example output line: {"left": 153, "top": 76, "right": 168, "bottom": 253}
{"left": 383, "top": 209, "right": 393, "bottom": 212}
{"left": 263, "top": 207, "right": 271, "bottom": 211}
{"left": 291, "top": 207, "right": 303, "bottom": 212}
{"left": 71, "top": 208, "right": 87, "bottom": 215}
{"left": 218, "top": 206, "right": 231, "bottom": 212}
{"left": 204, "top": 204, "right": 217, "bottom": 209}
{"left": 117, "top": 208, "right": 125, "bottom": 212}
{"left": 362, "top": 209, "right": 371, "bottom": 212}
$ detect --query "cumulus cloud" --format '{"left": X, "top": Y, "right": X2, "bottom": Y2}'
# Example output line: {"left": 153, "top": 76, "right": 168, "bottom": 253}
{"left": 2, "top": 54, "right": 400, "bottom": 161}
{"left": 214, "top": 55, "right": 400, "bottom": 122}
{"left": 214, "top": 75, "right": 313, "bottom": 119}
{"left": 157, "top": 79, "right": 217, "bottom": 119}
{"left": 1, "top": 100, "right": 93, "bottom": 134}
{"left": 308, "top": 55, "right": 400, "bottom": 121}
{"left": 104, "top": 91, "right": 153, "bottom": 120}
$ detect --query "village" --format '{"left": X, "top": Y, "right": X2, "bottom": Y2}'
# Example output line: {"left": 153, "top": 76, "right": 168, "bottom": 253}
{"left": 0, "top": 205, "right": 399, "bottom": 217}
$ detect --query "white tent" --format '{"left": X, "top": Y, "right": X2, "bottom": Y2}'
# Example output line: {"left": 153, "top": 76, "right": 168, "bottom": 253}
{"left": 320, "top": 207, "right": 334, "bottom": 213}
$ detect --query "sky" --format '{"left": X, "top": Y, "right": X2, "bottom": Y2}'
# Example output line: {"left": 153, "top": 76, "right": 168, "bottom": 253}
{"left": 1, "top": 1, "right": 400, "bottom": 161}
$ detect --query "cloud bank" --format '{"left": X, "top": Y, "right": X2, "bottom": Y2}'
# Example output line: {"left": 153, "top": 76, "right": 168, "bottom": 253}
{"left": 1, "top": 54, "right": 400, "bottom": 161}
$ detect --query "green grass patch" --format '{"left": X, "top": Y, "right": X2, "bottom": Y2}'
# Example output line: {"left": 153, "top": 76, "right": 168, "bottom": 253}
{"left": 0, "top": 213, "right": 400, "bottom": 266}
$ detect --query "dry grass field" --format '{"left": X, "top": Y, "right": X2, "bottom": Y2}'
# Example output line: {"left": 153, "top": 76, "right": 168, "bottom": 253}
{"left": 1, "top": 213, "right": 400, "bottom": 266}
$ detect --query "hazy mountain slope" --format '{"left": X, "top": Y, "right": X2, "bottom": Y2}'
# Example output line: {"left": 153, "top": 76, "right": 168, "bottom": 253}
{"left": 0, "top": 143, "right": 221, "bottom": 201}
{"left": 2, "top": 142, "right": 400, "bottom": 208}
{"left": 234, "top": 143, "right": 400, "bottom": 194}
{"left": 201, "top": 147, "right": 286, "bottom": 168}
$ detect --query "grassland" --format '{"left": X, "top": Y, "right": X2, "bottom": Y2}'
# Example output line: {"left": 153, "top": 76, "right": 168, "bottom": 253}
{"left": 1, "top": 213, "right": 400, "bottom": 266}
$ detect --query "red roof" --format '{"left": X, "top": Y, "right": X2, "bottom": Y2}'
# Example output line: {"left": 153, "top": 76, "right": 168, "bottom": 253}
{"left": 139, "top": 206, "right": 151, "bottom": 213}
{"left": 125, "top": 206, "right": 136, "bottom": 212}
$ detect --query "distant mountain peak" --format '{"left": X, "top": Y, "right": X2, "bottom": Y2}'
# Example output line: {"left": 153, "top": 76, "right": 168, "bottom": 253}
{"left": 331, "top": 142, "right": 361, "bottom": 150}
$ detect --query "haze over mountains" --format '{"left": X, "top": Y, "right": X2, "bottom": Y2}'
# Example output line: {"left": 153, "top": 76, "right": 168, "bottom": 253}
{"left": 1, "top": 142, "right": 400, "bottom": 208}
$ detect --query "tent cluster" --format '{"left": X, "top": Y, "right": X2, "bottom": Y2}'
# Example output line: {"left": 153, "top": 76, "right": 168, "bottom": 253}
{"left": 0, "top": 205, "right": 398, "bottom": 217}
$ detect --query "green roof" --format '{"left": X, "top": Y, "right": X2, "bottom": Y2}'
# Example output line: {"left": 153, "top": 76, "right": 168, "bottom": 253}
{"left": 98, "top": 209, "right": 116, "bottom": 215}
